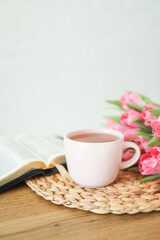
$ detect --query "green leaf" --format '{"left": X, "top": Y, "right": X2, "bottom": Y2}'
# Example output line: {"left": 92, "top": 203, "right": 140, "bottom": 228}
{"left": 105, "top": 116, "right": 120, "bottom": 123}
{"left": 147, "top": 136, "right": 160, "bottom": 147}
{"left": 139, "top": 94, "right": 152, "bottom": 103}
{"left": 139, "top": 174, "right": 160, "bottom": 183}
{"left": 148, "top": 108, "right": 160, "bottom": 117}
{"left": 138, "top": 128, "right": 153, "bottom": 133}
{"left": 127, "top": 167, "right": 139, "bottom": 172}
{"left": 106, "top": 100, "right": 124, "bottom": 110}
{"left": 132, "top": 119, "right": 152, "bottom": 132}
{"left": 136, "top": 130, "right": 153, "bottom": 140}
{"left": 126, "top": 103, "right": 144, "bottom": 112}
{"left": 140, "top": 94, "right": 160, "bottom": 107}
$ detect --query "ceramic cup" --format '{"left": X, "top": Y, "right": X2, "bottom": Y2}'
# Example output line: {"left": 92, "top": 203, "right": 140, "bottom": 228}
{"left": 64, "top": 129, "right": 140, "bottom": 188}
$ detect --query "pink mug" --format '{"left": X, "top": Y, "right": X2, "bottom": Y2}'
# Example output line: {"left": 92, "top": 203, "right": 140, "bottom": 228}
{"left": 64, "top": 129, "right": 140, "bottom": 188}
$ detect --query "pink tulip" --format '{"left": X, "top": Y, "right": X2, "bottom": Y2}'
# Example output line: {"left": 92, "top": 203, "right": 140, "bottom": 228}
{"left": 123, "top": 128, "right": 139, "bottom": 141}
{"left": 107, "top": 119, "right": 139, "bottom": 141}
{"left": 122, "top": 149, "right": 139, "bottom": 166}
{"left": 135, "top": 136, "right": 151, "bottom": 153}
{"left": 139, "top": 151, "right": 160, "bottom": 175}
{"left": 120, "top": 91, "right": 145, "bottom": 111}
{"left": 106, "top": 119, "right": 128, "bottom": 134}
{"left": 122, "top": 149, "right": 134, "bottom": 161}
{"left": 120, "top": 109, "right": 141, "bottom": 128}
{"left": 141, "top": 104, "right": 158, "bottom": 127}
{"left": 151, "top": 116, "right": 160, "bottom": 138}
{"left": 150, "top": 147, "right": 160, "bottom": 160}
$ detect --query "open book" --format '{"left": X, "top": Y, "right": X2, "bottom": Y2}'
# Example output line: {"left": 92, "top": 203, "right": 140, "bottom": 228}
{"left": 0, "top": 134, "right": 68, "bottom": 192}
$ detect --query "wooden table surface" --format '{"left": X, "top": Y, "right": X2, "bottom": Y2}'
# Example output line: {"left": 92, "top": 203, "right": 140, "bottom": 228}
{"left": 0, "top": 182, "right": 160, "bottom": 240}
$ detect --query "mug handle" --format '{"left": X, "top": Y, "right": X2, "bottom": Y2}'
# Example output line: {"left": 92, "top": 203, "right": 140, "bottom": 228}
{"left": 120, "top": 141, "right": 141, "bottom": 169}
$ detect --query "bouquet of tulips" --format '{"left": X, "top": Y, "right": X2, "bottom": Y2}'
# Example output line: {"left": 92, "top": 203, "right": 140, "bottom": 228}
{"left": 106, "top": 91, "right": 160, "bottom": 182}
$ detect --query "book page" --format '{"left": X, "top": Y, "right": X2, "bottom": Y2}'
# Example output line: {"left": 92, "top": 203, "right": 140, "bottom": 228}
{"left": 41, "top": 134, "right": 64, "bottom": 150}
{"left": 0, "top": 137, "right": 40, "bottom": 179}
{"left": 16, "top": 134, "right": 65, "bottom": 166}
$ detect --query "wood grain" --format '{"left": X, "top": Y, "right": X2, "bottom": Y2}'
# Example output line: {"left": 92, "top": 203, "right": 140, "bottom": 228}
{"left": 0, "top": 182, "right": 160, "bottom": 240}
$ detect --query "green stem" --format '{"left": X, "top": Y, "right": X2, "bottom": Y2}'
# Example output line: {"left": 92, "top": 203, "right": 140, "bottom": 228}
{"left": 139, "top": 174, "right": 160, "bottom": 183}
{"left": 127, "top": 167, "right": 139, "bottom": 172}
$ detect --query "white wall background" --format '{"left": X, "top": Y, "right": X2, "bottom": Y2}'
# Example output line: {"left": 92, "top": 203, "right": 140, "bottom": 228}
{"left": 0, "top": 0, "right": 160, "bottom": 136}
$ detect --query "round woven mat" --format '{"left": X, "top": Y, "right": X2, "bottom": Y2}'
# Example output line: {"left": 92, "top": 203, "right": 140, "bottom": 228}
{"left": 26, "top": 170, "right": 160, "bottom": 214}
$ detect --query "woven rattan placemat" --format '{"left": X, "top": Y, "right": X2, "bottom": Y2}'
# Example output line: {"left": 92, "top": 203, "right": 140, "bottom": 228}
{"left": 26, "top": 170, "right": 160, "bottom": 214}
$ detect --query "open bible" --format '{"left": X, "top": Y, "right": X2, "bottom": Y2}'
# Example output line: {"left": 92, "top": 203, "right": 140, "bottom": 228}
{"left": 0, "top": 134, "right": 67, "bottom": 192}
